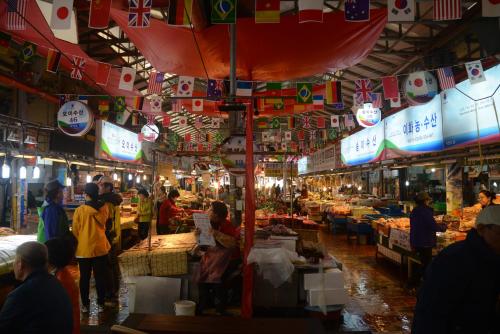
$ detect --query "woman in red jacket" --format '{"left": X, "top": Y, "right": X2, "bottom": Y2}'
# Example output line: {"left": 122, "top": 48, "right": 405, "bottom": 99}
{"left": 158, "top": 189, "right": 183, "bottom": 235}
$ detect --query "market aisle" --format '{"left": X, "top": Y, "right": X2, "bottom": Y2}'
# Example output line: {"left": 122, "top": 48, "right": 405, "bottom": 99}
{"left": 320, "top": 230, "right": 416, "bottom": 334}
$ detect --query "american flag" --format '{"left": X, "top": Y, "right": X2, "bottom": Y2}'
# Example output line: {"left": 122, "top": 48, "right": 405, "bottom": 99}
{"left": 436, "top": 67, "right": 456, "bottom": 90}
{"left": 369, "top": 92, "right": 382, "bottom": 108}
{"left": 355, "top": 79, "right": 373, "bottom": 102}
{"left": 70, "top": 56, "right": 85, "bottom": 80}
{"left": 128, "top": 0, "right": 151, "bottom": 27}
{"left": 433, "top": 0, "right": 461, "bottom": 21}
{"left": 7, "top": 0, "right": 27, "bottom": 30}
{"left": 147, "top": 71, "right": 164, "bottom": 94}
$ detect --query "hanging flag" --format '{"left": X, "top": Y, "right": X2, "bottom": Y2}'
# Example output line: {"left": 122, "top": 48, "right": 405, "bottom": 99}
{"left": 407, "top": 71, "right": 429, "bottom": 95}
{"left": 78, "top": 95, "right": 89, "bottom": 105}
{"left": 168, "top": 0, "right": 193, "bottom": 26}
{"left": 128, "top": 0, "right": 152, "bottom": 27}
{"left": 147, "top": 71, "right": 164, "bottom": 95}
{"left": 316, "top": 116, "right": 326, "bottom": 129}
{"left": 192, "top": 99, "right": 204, "bottom": 112}
{"left": 0, "top": 32, "right": 11, "bottom": 55}
{"left": 325, "top": 81, "right": 343, "bottom": 105}
{"left": 270, "top": 117, "right": 280, "bottom": 129}
{"left": 195, "top": 116, "right": 204, "bottom": 128}
{"left": 162, "top": 114, "right": 171, "bottom": 127}
{"left": 436, "top": 67, "right": 456, "bottom": 90}
{"left": 114, "top": 96, "right": 126, "bottom": 112}
{"left": 116, "top": 104, "right": 131, "bottom": 125}
{"left": 119, "top": 67, "right": 136, "bottom": 91}
{"left": 482, "top": 0, "right": 500, "bottom": 17}
{"left": 433, "top": 0, "right": 461, "bottom": 21}
{"left": 297, "top": 130, "right": 305, "bottom": 141}
{"left": 388, "top": 0, "right": 415, "bottom": 21}
{"left": 19, "top": 42, "right": 36, "bottom": 62}
{"left": 369, "top": 93, "right": 382, "bottom": 108}
{"left": 298, "top": 0, "right": 324, "bottom": 23}
{"left": 352, "top": 93, "right": 364, "bottom": 109}
{"left": 313, "top": 95, "right": 324, "bottom": 107}
{"left": 70, "top": 56, "right": 85, "bottom": 80}
{"left": 266, "top": 82, "right": 282, "bottom": 96}
{"left": 331, "top": 115, "right": 340, "bottom": 128}
{"left": 98, "top": 96, "right": 110, "bottom": 120}
{"left": 132, "top": 96, "right": 145, "bottom": 110}
{"left": 89, "top": 0, "right": 112, "bottom": 29}
{"left": 262, "top": 131, "right": 271, "bottom": 142}
{"left": 345, "top": 0, "right": 370, "bottom": 22}
{"left": 178, "top": 116, "right": 188, "bottom": 127}
{"left": 345, "top": 114, "right": 355, "bottom": 128}
{"left": 284, "top": 131, "right": 292, "bottom": 142}
{"left": 150, "top": 95, "right": 162, "bottom": 112}
{"left": 59, "top": 94, "right": 71, "bottom": 107}
{"left": 211, "top": 0, "right": 236, "bottom": 24}
{"left": 382, "top": 76, "right": 399, "bottom": 99}
{"left": 212, "top": 118, "right": 224, "bottom": 128}
{"left": 177, "top": 76, "right": 195, "bottom": 97}
{"left": 236, "top": 81, "right": 252, "bottom": 96}
{"left": 296, "top": 82, "right": 313, "bottom": 104}
{"left": 465, "top": 61, "right": 486, "bottom": 84}
{"left": 96, "top": 62, "right": 111, "bottom": 86}
{"left": 302, "top": 115, "right": 311, "bottom": 128}
{"left": 257, "top": 117, "right": 268, "bottom": 129}
{"left": 355, "top": 79, "right": 373, "bottom": 102}
{"left": 46, "top": 49, "right": 61, "bottom": 73}
{"left": 288, "top": 116, "right": 296, "bottom": 129}
{"left": 50, "top": 0, "right": 73, "bottom": 30}
{"left": 273, "top": 99, "right": 284, "bottom": 110}
{"left": 390, "top": 94, "right": 401, "bottom": 108}
{"left": 131, "top": 113, "right": 139, "bottom": 126}
{"left": 207, "top": 79, "right": 225, "bottom": 97}
{"left": 184, "top": 133, "right": 192, "bottom": 142}
{"left": 7, "top": 0, "right": 27, "bottom": 30}
{"left": 197, "top": 143, "right": 204, "bottom": 152}
{"left": 255, "top": 0, "right": 280, "bottom": 23}
{"left": 280, "top": 142, "right": 287, "bottom": 151}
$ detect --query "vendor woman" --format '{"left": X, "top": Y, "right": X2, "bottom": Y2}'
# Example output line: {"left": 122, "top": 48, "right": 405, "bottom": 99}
{"left": 478, "top": 190, "right": 497, "bottom": 208}
{"left": 196, "top": 201, "right": 240, "bottom": 316}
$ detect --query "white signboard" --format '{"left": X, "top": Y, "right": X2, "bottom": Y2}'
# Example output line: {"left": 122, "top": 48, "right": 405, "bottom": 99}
{"left": 341, "top": 121, "right": 385, "bottom": 166}
{"left": 356, "top": 103, "right": 382, "bottom": 128}
{"left": 95, "top": 120, "right": 142, "bottom": 163}
{"left": 57, "top": 101, "right": 93, "bottom": 137}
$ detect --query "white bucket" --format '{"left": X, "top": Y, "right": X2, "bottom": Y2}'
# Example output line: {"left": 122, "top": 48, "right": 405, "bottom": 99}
{"left": 174, "top": 300, "right": 196, "bottom": 316}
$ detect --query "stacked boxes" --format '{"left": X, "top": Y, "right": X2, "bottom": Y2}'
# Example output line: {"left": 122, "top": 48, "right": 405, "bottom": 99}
{"left": 304, "top": 268, "right": 349, "bottom": 306}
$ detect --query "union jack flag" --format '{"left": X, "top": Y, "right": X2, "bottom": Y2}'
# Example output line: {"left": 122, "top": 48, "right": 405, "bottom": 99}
{"left": 355, "top": 79, "right": 373, "bottom": 102}
{"left": 128, "top": 0, "right": 151, "bottom": 28}
{"left": 148, "top": 71, "right": 164, "bottom": 94}
{"left": 302, "top": 115, "right": 311, "bottom": 128}
{"left": 70, "top": 56, "right": 85, "bottom": 80}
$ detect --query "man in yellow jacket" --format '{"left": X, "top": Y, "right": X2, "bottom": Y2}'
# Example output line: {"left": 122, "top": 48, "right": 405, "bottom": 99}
{"left": 72, "top": 183, "right": 109, "bottom": 313}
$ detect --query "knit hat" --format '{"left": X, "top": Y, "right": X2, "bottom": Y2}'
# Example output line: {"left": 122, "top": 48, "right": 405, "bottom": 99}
{"left": 476, "top": 205, "right": 500, "bottom": 227}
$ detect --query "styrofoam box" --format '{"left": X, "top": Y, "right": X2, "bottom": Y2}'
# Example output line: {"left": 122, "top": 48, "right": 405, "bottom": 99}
{"left": 304, "top": 268, "right": 345, "bottom": 290}
{"left": 307, "top": 288, "right": 349, "bottom": 306}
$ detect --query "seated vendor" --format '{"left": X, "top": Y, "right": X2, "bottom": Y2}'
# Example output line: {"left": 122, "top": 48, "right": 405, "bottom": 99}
{"left": 196, "top": 201, "right": 241, "bottom": 316}
{"left": 157, "top": 189, "right": 184, "bottom": 235}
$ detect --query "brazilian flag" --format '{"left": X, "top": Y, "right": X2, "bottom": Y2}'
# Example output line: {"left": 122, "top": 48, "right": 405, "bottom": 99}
{"left": 19, "top": 42, "right": 37, "bottom": 63}
{"left": 211, "top": 0, "right": 236, "bottom": 24}
{"left": 296, "top": 82, "right": 313, "bottom": 104}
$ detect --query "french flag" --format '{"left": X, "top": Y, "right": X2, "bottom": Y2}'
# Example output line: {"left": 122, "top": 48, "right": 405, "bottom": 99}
{"left": 298, "top": 0, "right": 323, "bottom": 23}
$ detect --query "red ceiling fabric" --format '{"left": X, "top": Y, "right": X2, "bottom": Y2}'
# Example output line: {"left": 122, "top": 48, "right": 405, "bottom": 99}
{"left": 110, "top": 8, "right": 387, "bottom": 81}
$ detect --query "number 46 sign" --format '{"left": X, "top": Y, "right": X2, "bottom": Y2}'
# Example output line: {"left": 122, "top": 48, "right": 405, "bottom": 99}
{"left": 57, "top": 101, "right": 94, "bottom": 137}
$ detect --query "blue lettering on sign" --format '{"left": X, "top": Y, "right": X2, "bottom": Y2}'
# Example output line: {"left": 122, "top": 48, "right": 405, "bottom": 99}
{"left": 415, "top": 120, "right": 421, "bottom": 133}
{"left": 424, "top": 116, "right": 430, "bottom": 130}
{"left": 431, "top": 113, "right": 437, "bottom": 127}
{"left": 408, "top": 121, "right": 413, "bottom": 134}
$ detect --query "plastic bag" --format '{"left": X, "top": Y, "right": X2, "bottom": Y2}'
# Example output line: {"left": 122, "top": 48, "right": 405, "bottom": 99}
{"left": 247, "top": 247, "right": 301, "bottom": 288}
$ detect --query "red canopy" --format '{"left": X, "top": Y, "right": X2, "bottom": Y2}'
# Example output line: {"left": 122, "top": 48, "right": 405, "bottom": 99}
{"left": 110, "top": 9, "right": 387, "bottom": 81}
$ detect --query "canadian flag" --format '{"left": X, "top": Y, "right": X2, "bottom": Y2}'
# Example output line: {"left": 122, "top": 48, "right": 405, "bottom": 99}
{"left": 51, "top": 0, "right": 74, "bottom": 30}
{"left": 192, "top": 99, "right": 203, "bottom": 112}
{"left": 482, "top": 0, "right": 500, "bottom": 17}
{"left": 119, "top": 67, "right": 136, "bottom": 91}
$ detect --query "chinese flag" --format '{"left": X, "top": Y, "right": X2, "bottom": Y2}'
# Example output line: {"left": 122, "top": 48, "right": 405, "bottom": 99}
{"left": 96, "top": 62, "right": 111, "bottom": 86}
{"left": 316, "top": 116, "right": 325, "bottom": 129}
{"left": 382, "top": 76, "right": 399, "bottom": 100}
{"left": 89, "top": 0, "right": 112, "bottom": 29}
{"left": 162, "top": 115, "right": 171, "bottom": 127}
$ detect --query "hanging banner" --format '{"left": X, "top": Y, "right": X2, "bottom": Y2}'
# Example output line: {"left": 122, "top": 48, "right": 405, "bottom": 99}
{"left": 442, "top": 64, "right": 500, "bottom": 149}
{"left": 341, "top": 121, "right": 385, "bottom": 166}
{"left": 57, "top": 101, "right": 94, "bottom": 136}
{"left": 384, "top": 95, "right": 443, "bottom": 158}
{"left": 355, "top": 103, "right": 381, "bottom": 128}
{"left": 95, "top": 120, "right": 143, "bottom": 163}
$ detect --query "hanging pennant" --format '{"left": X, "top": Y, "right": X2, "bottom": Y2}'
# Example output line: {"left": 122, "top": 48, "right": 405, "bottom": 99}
{"left": 70, "top": 56, "right": 85, "bottom": 80}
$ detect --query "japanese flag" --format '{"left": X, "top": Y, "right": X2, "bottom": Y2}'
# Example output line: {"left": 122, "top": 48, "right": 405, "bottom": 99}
{"left": 284, "top": 131, "right": 292, "bottom": 142}
{"left": 281, "top": 143, "right": 287, "bottom": 151}
{"left": 330, "top": 115, "right": 340, "bottom": 128}
{"left": 192, "top": 99, "right": 203, "bottom": 112}
{"left": 465, "top": 61, "right": 486, "bottom": 84}
{"left": 407, "top": 71, "right": 428, "bottom": 95}
{"left": 178, "top": 116, "right": 188, "bottom": 128}
{"left": 482, "top": 0, "right": 500, "bottom": 17}
{"left": 119, "top": 67, "right": 136, "bottom": 91}
{"left": 390, "top": 93, "right": 402, "bottom": 108}
{"left": 51, "top": 0, "right": 74, "bottom": 30}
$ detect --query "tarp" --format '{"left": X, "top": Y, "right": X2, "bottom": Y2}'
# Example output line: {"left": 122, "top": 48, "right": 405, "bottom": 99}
{"left": 110, "top": 8, "right": 387, "bottom": 81}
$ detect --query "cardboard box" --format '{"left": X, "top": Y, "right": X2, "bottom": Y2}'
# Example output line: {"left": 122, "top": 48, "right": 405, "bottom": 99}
{"left": 307, "top": 288, "right": 349, "bottom": 306}
{"left": 304, "top": 268, "right": 344, "bottom": 290}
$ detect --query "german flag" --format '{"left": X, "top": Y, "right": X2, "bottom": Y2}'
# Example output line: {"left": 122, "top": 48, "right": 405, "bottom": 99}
{"left": 46, "top": 49, "right": 61, "bottom": 73}
{"left": 288, "top": 116, "right": 295, "bottom": 129}
{"left": 132, "top": 96, "right": 144, "bottom": 111}
{"left": 167, "top": 0, "right": 193, "bottom": 26}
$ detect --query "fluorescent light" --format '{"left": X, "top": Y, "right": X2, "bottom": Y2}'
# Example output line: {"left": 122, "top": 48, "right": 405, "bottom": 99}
{"left": 116, "top": 167, "right": 126, "bottom": 170}
{"left": 86, "top": 174, "right": 92, "bottom": 183}
{"left": 113, "top": 173, "right": 118, "bottom": 181}
{"left": 128, "top": 173, "right": 133, "bottom": 181}
{"left": 70, "top": 161, "right": 89, "bottom": 166}
{"left": 95, "top": 165, "right": 110, "bottom": 169}
{"left": 143, "top": 174, "right": 147, "bottom": 180}
{"left": 136, "top": 175, "right": 141, "bottom": 183}
{"left": 46, "top": 158, "right": 66, "bottom": 163}
{"left": 66, "top": 177, "right": 72, "bottom": 186}
{"left": 33, "top": 166, "right": 40, "bottom": 179}
{"left": 19, "top": 166, "right": 27, "bottom": 179}
{"left": 14, "top": 155, "right": 36, "bottom": 159}
{"left": 2, "top": 162, "right": 10, "bottom": 178}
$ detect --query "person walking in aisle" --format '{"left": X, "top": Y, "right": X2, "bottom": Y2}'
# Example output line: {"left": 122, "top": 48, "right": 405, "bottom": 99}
{"left": 97, "top": 176, "right": 123, "bottom": 303}
{"left": 412, "top": 205, "right": 500, "bottom": 334}
{"left": 37, "top": 179, "right": 70, "bottom": 243}
{"left": 136, "top": 189, "right": 153, "bottom": 240}
{"left": 45, "top": 237, "right": 80, "bottom": 334}
{"left": 72, "top": 183, "right": 110, "bottom": 313}
{"left": 0, "top": 241, "right": 72, "bottom": 333}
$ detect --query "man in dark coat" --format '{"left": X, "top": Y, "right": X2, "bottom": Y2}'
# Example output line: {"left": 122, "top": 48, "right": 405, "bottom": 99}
{"left": 412, "top": 205, "right": 500, "bottom": 334}
{"left": 0, "top": 241, "right": 73, "bottom": 333}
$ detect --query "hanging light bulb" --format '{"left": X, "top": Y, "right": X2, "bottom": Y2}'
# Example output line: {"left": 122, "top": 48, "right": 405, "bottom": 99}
{"left": 113, "top": 172, "right": 118, "bottom": 181}
{"left": 136, "top": 175, "right": 141, "bottom": 183}
{"left": 66, "top": 177, "right": 72, "bottom": 186}
{"left": 2, "top": 161, "right": 10, "bottom": 179}
{"left": 86, "top": 174, "right": 92, "bottom": 183}
{"left": 128, "top": 173, "right": 133, "bottom": 181}
{"left": 32, "top": 166, "right": 40, "bottom": 179}
{"left": 143, "top": 174, "right": 147, "bottom": 180}
{"left": 19, "top": 166, "right": 27, "bottom": 179}
{"left": 405, "top": 180, "right": 410, "bottom": 187}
